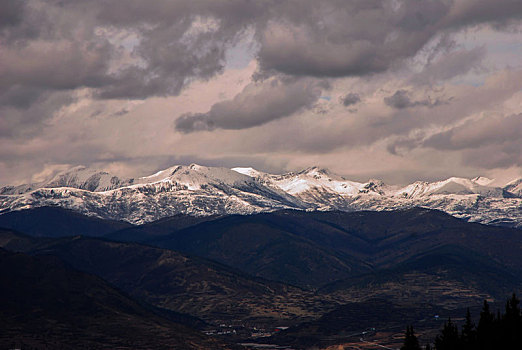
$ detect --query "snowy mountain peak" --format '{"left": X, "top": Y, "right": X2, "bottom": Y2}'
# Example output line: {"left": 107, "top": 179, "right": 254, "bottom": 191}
{"left": 471, "top": 176, "right": 494, "bottom": 186}
{"left": 45, "top": 166, "right": 131, "bottom": 192}
{"left": 0, "top": 165, "right": 130, "bottom": 194}
{"left": 300, "top": 166, "right": 331, "bottom": 176}
{"left": 1, "top": 164, "right": 521, "bottom": 227}
{"left": 188, "top": 163, "right": 204, "bottom": 171}
{"left": 137, "top": 165, "right": 182, "bottom": 182}
{"left": 231, "top": 167, "right": 265, "bottom": 178}
{"left": 504, "top": 178, "right": 522, "bottom": 196}
{"left": 243, "top": 167, "right": 366, "bottom": 197}
{"left": 395, "top": 176, "right": 505, "bottom": 199}
{"left": 135, "top": 164, "right": 257, "bottom": 191}
{"left": 359, "top": 180, "right": 391, "bottom": 196}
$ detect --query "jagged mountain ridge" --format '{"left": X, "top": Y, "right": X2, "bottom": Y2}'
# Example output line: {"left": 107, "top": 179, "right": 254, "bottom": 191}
{"left": 1, "top": 164, "right": 521, "bottom": 226}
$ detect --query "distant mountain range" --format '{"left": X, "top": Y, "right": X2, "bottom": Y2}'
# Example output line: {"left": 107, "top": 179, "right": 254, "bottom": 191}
{"left": 1, "top": 164, "right": 522, "bottom": 227}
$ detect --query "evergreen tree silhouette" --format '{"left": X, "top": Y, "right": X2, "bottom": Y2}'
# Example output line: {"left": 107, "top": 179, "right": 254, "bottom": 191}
{"left": 434, "top": 318, "right": 459, "bottom": 350}
{"left": 408, "top": 294, "right": 522, "bottom": 350}
{"left": 501, "top": 293, "right": 521, "bottom": 349}
{"left": 460, "top": 308, "right": 477, "bottom": 349}
{"left": 401, "top": 325, "right": 421, "bottom": 350}
{"left": 477, "top": 300, "right": 495, "bottom": 349}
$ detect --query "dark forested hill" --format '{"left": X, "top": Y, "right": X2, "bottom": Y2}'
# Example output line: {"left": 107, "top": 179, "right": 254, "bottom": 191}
{"left": 0, "top": 229, "right": 332, "bottom": 326}
{"left": 2, "top": 206, "right": 522, "bottom": 348}
{"left": 0, "top": 206, "right": 132, "bottom": 237}
{"left": 0, "top": 248, "right": 233, "bottom": 350}
{"left": 150, "top": 208, "right": 522, "bottom": 289}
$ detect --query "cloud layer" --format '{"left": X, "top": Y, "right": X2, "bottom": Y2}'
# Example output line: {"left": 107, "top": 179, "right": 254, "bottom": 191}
{"left": 1, "top": 0, "right": 522, "bottom": 185}
{"left": 175, "top": 78, "right": 322, "bottom": 132}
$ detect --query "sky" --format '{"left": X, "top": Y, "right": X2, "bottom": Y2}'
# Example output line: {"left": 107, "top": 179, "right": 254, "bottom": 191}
{"left": 1, "top": 0, "right": 522, "bottom": 186}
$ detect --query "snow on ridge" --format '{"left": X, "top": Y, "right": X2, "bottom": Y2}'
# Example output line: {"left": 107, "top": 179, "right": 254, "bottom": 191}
{"left": 1, "top": 164, "right": 522, "bottom": 227}
{"left": 2, "top": 164, "right": 520, "bottom": 199}
{"left": 232, "top": 167, "right": 263, "bottom": 177}
{"left": 472, "top": 176, "right": 494, "bottom": 186}
{"left": 504, "top": 178, "right": 522, "bottom": 196}
{"left": 232, "top": 166, "right": 366, "bottom": 196}
{"left": 393, "top": 176, "right": 507, "bottom": 199}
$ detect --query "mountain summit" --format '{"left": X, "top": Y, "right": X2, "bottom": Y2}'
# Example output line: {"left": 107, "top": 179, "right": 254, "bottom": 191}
{"left": 1, "top": 164, "right": 521, "bottom": 227}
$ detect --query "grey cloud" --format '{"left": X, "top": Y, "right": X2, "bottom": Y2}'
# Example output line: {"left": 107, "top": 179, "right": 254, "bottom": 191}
{"left": 3, "top": 0, "right": 522, "bottom": 185}
{"left": 0, "top": 0, "right": 24, "bottom": 29}
{"left": 0, "top": 42, "right": 113, "bottom": 93}
{"left": 0, "top": 86, "right": 45, "bottom": 109}
{"left": 0, "top": 91, "right": 75, "bottom": 137}
{"left": 2, "top": 0, "right": 521, "bottom": 112}
{"left": 0, "top": 0, "right": 260, "bottom": 135}
{"left": 423, "top": 113, "right": 522, "bottom": 150}
{"left": 445, "top": 0, "right": 522, "bottom": 29}
{"left": 255, "top": 0, "right": 522, "bottom": 78}
{"left": 386, "top": 135, "right": 425, "bottom": 156}
{"left": 384, "top": 90, "right": 450, "bottom": 109}
{"left": 256, "top": 0, "right": 451, "bottom": 77}
{"left": 256, "top": 67, "right": 522, "bottom": 156}
{"left": 383, "top": 113, "right": 522, "bottom": 169}
{"left": 461, "top": 142, "right": 522, "bottom": 169}
{"left": 3, "top": 0, "right": 520, "bottom": 108}
{"left": 384, "top": 90, "right": 413, "bottom": 109}
{"left": 175, "top": 113, "right": 214, "bottom": 133}
{"left": 411, "top": 47, "right": 486, "bottom": 85}
{"left": 340, "top": 93, "right": 361, "bottom": 107}
{"left": 175, "top": 78, "right": 322, "bottom": 133}
{"left": 0, "top": 0, "right": 259, "bottom": 106}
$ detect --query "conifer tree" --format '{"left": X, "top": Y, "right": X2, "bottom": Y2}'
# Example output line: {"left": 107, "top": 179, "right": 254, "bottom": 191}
{"left": 434, "top": 318, "right": 459, "bottom": 350}
{"left": 460, "top": 308, "right": 477, "bottom": 349}
{"left": 401, "top": 325, "right": 421, "bottom": 350}
{"left": 504, "top": 293, "right": 520, "bottom": 324}
{"left": 414, "top": 294, "right": 522, "bottom": 350}
{"left": 477, "top": 300, "right": 495, "bottom": 349}
{"left": 502, "top": 293, "right": 521, "bottom": 348}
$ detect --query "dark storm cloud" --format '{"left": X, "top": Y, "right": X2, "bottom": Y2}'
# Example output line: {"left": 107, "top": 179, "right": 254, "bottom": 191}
{"left": 445, "top": 0, "right": 522, "bottom": 28}
{"left": 0, "top": 0, "right": 260, "bottom": 106}
{"left": 175, "top": 78, "right": 322, "bottom": 133}
{"left": 0, "top": 86, "right": 44, "bottom": 109}
{"left": 0, "top": 0, "right": 261, "bottom": 136}
{"left": 3, "top": 0, "right": 521, "bottom": 107}
{"left": 256, "top": 0, "right": 451, "bottom": 77}
{"left": 384, "top": 90, "right": 450, "bottom": 109}
{"left": 1, "top": 0, "right": 522, "bottom": 139}
{"left": 340, "top": 93, "right": 361, "bottom": 107}
{"left": 0, "top": 0, "right": 24, "bottom": 29}
{"left": 255, "top": 0, "right": 522, "bottom": 78}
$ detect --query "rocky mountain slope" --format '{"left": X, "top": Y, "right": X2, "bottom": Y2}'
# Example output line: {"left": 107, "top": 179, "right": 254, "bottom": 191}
{"left": 1, "top": 164, "right": 521, "bottom": 227}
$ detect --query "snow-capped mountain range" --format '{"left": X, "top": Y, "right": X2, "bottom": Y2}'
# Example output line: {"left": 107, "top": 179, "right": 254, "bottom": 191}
{"left": 1, "top": 164, "right": 521, "bottom": 227}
